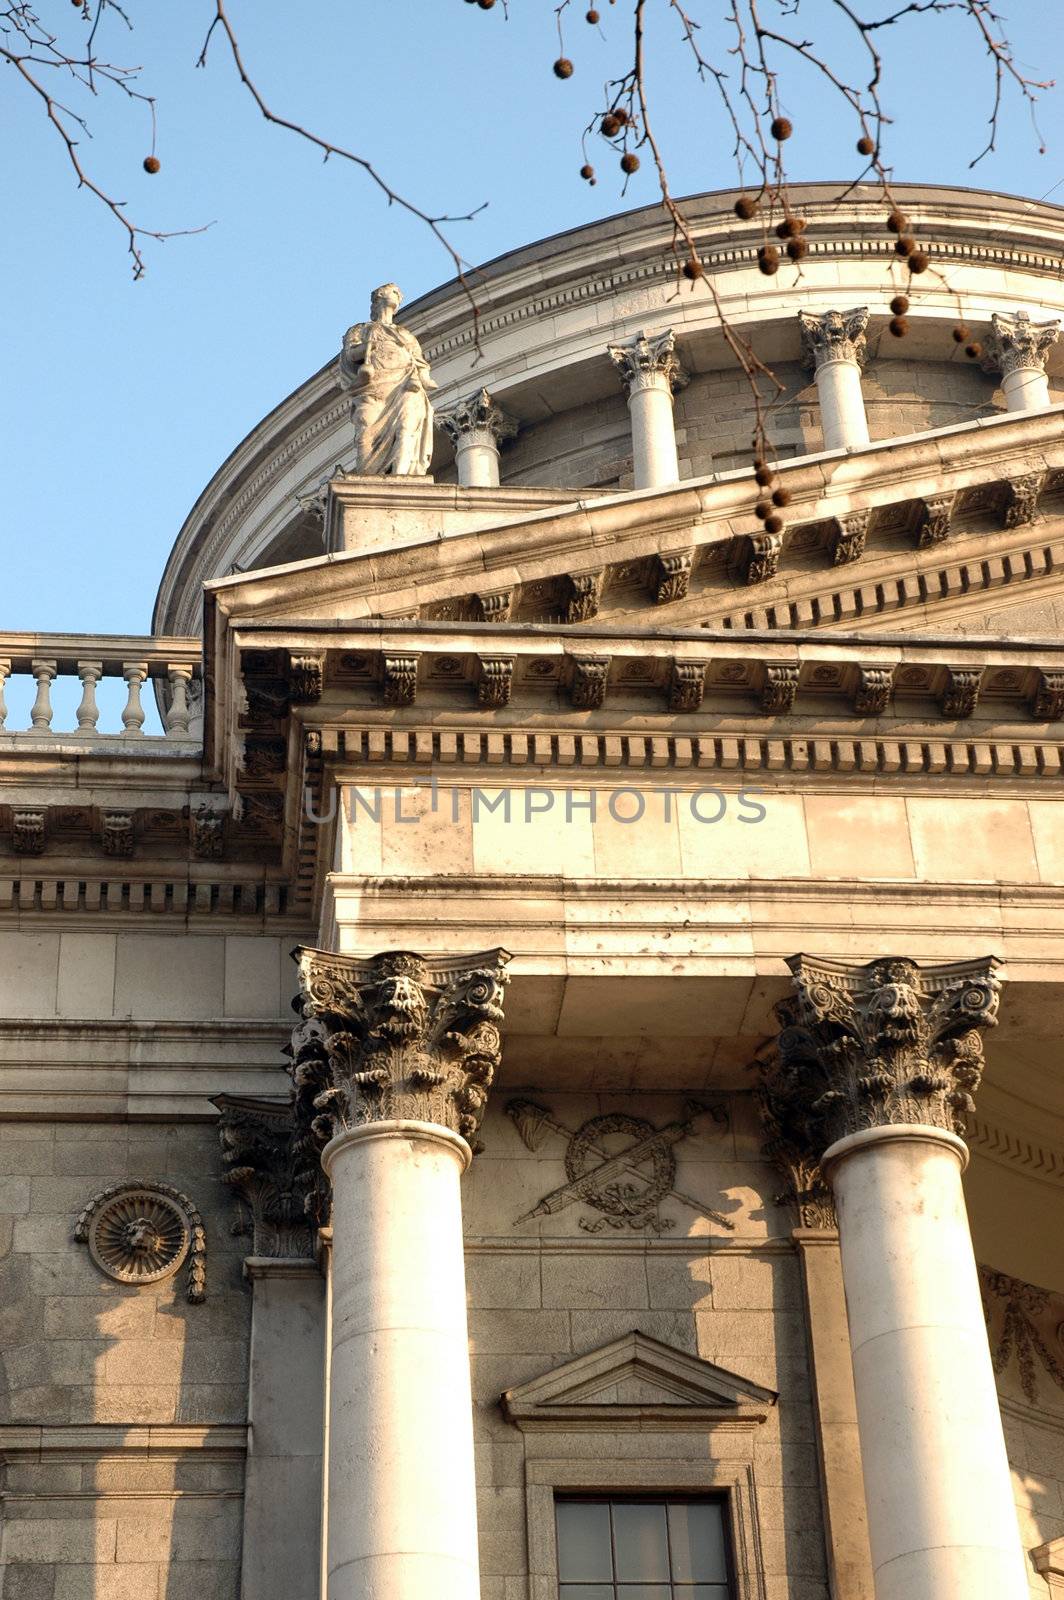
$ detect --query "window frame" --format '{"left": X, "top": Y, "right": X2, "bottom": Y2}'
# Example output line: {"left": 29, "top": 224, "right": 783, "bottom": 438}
{"left": 554, "top": 1492, "right": 737, "bottom": 1600}
{"left": 525, "top": 1461, "right": 766, "bottom": 1600}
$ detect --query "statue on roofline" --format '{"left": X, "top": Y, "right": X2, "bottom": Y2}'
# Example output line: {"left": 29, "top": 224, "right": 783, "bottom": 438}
{"left": 339, "top": 283, "right": 436, "bottom": 477}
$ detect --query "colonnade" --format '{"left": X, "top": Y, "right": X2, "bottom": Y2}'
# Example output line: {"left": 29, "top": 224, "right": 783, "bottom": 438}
{"left": 263, "top": 941, "right": 1031, "bottom": 1600}
{"left": 436, "top": 305, "right": 1059, "bottom": 491}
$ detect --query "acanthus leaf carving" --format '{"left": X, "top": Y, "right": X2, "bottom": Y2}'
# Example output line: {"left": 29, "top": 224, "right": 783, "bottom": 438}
{"left": 571, "top": 656, "right": 610, "bottom": 710}
{"left": 761, "top": 664, "right": 799, "bottom": 714}
{"left": 761, "top": 954, "right": 1002, "bottom": 1160}
{"left": 1003, "top": 471, "right": 1045, "bottom": 529}
{"left": 215, "top": 1093, "right": 329, "bottom": 1259}
{"left": 982, "top": 310, "right": 1060, "bottom": 379}
{"left": 101, "top": 812, "right": 134, "bottom": 858}
{"left": 564, "top": 571, "right": 604, "bottom": 624}
{"left": 292, "top": 946, "right": 511, "bottom": 1147}
{"left": 669, "top": 661, "right": 706, "bottom": 713}
{"left": 854, "top": 666, "right": 894, "bottom": 716}
{"left": 289, "top": 654, "right": 325, "bottom": 704}
{"left": 798, "top": 307, "right": 870, "bottom": 371}
{"left": 1032, "top": 670, "right": 1064, "bottom": 721}
{"left": 744, "top": 532, "right": 782, "bottom": 585}
{"left": 477, "top": 589, "right": 514, "bottom": 624}
{"left": 607, "top": 329, "right": 689, "bottom": 396}
{"left": 941, "top": 668, "right": 982, "bottom": 719}
{"left": 478, "top": 657, "right": 514, "bottom": 708}
{"left": 12, "top": 810, "right": 45, "bottom": 856}
{"left": 832, "top": 509, "right": 870, "bottom": 566}
{"left": 917, "top": 492, "right": 955, "bottom": 547}
{"left": 654, "top": 550, "right": 694, "bottom": 605}
{"left": 383, "top": 655, "right": 419, "bottom": 706}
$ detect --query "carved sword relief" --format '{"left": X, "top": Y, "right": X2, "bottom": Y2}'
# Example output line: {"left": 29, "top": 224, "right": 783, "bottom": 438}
{"left": 505, "top": 1098, "right": 734, "bottom": 1233}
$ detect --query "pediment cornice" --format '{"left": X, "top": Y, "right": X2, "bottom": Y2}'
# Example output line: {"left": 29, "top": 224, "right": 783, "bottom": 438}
{"left": 501, "top": 1330, "right": 776, "bottom": 1431}
{"left": 203, "top": 408, "right": 1064, "bottom": 653}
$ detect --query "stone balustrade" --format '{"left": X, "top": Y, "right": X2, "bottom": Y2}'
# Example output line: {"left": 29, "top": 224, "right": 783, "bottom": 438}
{"left": 0, "top": 635, "right": 202, "bottom": 739}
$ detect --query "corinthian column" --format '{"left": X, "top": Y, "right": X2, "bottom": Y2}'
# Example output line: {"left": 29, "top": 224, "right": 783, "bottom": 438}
{"left": 291, "top": 947, "right": 510, "bottom": 1600}
{"left": 983, "top": 309, "right": 1059, "bottom": 411}
{"left": 607, "top": 328, "right": 688, "bottom": 489}
{"left": 436, "top": 388, "right": 518, "bottom": 487}
{"left": 798, "top": 308, "right": 870, "bottom": 450}
{"left": 762, "top": 955, "right": 1027, "bottom": 1600}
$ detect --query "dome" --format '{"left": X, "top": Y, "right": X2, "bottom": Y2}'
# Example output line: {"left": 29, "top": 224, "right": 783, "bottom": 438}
{"left": 153, "top": 181, "right": 1064, "bottom": 636}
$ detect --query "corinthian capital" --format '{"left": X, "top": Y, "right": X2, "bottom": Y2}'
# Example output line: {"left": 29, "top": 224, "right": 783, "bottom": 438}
{"left": 215, "top": 1094, "right": 330, "bottom": 1260}
{"left": 291, "top": 947, "right": 511, "bottom": 1146}
{"left": 760, "top": 954, "right": 1002, "bottom": 1163}
{"left": 607, "top": 329, "right": 689, "bottom": 396}
{"left": 798, "top": 307, "right": 869, "bottom": 371}
{"left": 982, "top": 309, "right": 1060, "bottom": 377}
{"left": 436, "top": 388, "right": 518, "bottom": 448}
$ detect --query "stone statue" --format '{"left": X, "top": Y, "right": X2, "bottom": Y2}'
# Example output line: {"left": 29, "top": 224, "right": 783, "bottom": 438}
{"left": 339, "top": 283, "right": 436, "bottom": 477}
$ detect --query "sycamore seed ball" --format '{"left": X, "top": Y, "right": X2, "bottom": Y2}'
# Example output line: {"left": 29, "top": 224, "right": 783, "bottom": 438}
{"left": 553, "top": 57, "right": 574, "bottom": 78}
{"left": 143, "top": 155, "right": 160, "bottom": 174}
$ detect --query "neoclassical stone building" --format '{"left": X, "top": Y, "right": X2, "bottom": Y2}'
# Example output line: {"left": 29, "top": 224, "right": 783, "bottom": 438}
{"left": 3, "top": 182, "right": 1064, "bottom": 1600}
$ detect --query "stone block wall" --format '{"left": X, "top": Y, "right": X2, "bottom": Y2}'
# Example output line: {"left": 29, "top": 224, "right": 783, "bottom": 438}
{"left": 0, "top": 1124, "right": 250, "bottom": 1600}
{"left": 464, "top": 1091, "right": 828, "bottom": 1600}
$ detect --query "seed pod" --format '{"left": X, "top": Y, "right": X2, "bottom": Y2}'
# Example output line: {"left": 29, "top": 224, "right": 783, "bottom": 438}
{"left": 753, "top": 456, "right": 768, "bottom": 473}
{"left": 586, "top": 6, "right": 600, "bottom": 18}
{"left": 856, "top": 135, "right": 875, "bottom": 156}
{"left": 580, "top": 164, "right": 595, "bottom": 181}
{"left": 965, "top": 341, "right": 983, "bottom": 360}
{"left": 553, "top": 57, "right": 574, "bottom": 78}
{"left": 477, "top": 0, "right": 496, "bottom": 8}
{"left": 772, "top": 488, "right": 792, "bottom": 507}
{"left": 889, "top": 316, "right": 909, "bottom": 338}
{"left": 770, "top": 116, "right": 793, "bottom": 141}
{"left": 601, "top": 113, "right": 621, "bottom": 137}
{"left": 764, "top": 513, "right": 785, "bottom": 535}
{"left": 886, "top": 210, "right": 909, "bottom": 234}
{"left": 908, "top": 252, "right": 929, "bottom": 274}
{"left": 613, "top": 107, "right": 629, "bottom": 125}
{"left": 620, "top": 151, "right": 640, "bottom": 174}
{"left": 682, "top": 256, "right": 704, "bottom": 280}
{"left": 755, "top": 500, "right": 773, "bottom": 522}
{"left": 890, "top": 294, "right": 909, "bottom": 315}
{"left": 757, "top": 245, "right": 780, "bottom": 276}
{"left": 143, "top": 156, "right": 160, "bottom": 174}
{"left": 754, "top": 466, "right": 773, "bottom": 487}
{"left": 734, "top": 196, "right": 758, "bottom": 220}
{"left": 786, "top": 238, "right": 808, "bottom": 261}
{"left": 952, "top": 324, "right": 969, "bottom": 343}
{"left": 894, "top": 236, "right": 915, "bottom": 257}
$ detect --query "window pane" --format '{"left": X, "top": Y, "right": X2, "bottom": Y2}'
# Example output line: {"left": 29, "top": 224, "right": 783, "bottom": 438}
{"left": 559, "top": 1587, "right": 615, "bottom": 1600}
{"left": 677, "top": 1587, "right": 730, "bottom": 1600}
{"left": 617, "top": 1586, "right": 671, "bottom": 1600}
{"left": 557, "top": 1502, "right": 613, "bottom": 1581}
{"left": 612, "top": 1503, "right": 670, "bottom": 1581}
{"left": 667, "top": 1504, "right": 728, "bottom": 1583}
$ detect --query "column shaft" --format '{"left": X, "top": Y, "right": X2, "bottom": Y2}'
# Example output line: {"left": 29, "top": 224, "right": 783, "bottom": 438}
{"left": 1002, "top": 365, "right": 1051, "bottom": 412}
{"left": 815, "top": 359, "right": 870, "bottom": 451}
{"left": 455, "top": 430, "right": 501, "bottom": 488}
{"left": 629, "top": 379, "right": 681, "bottom": 489}
{"left": 323, "top": 1121, "right": 479, "bottom": 1600}
{"left": 827, "top": 1126, "right": 1028, "bottom": 1600}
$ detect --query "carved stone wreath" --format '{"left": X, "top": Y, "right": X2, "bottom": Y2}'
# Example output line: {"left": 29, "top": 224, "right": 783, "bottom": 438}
{"left": 74, "top": 1182, "right": 206, "bottom": 1302}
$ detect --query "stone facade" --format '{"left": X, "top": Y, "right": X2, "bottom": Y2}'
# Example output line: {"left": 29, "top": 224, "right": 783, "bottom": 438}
{"left": 4, "top": 183, "right": 1064, "bottom": 1600}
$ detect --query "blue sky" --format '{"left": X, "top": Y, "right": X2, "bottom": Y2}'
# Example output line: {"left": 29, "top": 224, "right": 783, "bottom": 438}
{"left": 2, "top": 1, "right": 1061, "bottom": 638}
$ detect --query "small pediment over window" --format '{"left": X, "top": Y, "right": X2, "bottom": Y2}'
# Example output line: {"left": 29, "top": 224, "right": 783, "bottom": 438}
{"left": 500, "top": 1330, "right": 777, "bottom": 1432}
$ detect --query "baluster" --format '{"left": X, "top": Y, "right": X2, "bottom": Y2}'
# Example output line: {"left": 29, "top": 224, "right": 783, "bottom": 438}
{"left": 120, "top": 661, "right": 148, "bottom": 737}
{"left": 75, "top": 660, "right": 103, "bottom": 734}
{"left": 165, "top": 664, "right": 193, "bottom": 737}
{"left": 0, "top": 659, "right": 9, "bottom": 731}
{"left": 28, "top": 659, "right": 57, "bottom": 733}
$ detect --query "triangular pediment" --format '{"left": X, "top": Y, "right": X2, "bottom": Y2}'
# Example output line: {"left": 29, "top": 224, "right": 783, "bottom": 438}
{"left": 500, "top": 1331, "right": 776, "bottom": 1432}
